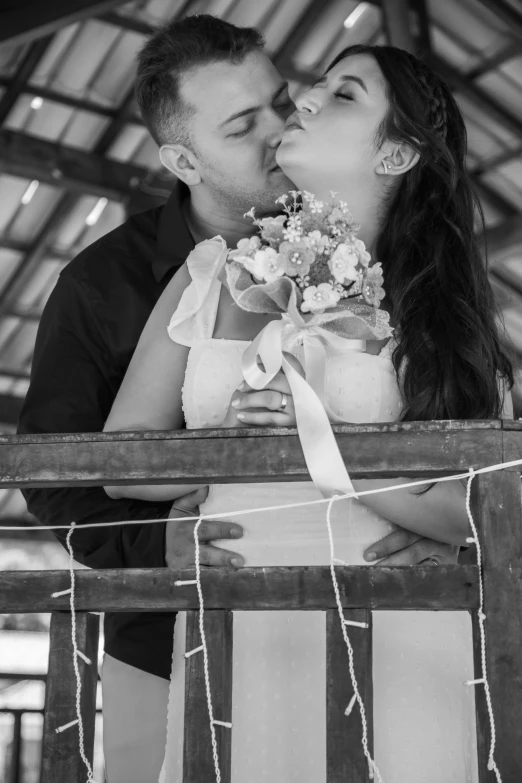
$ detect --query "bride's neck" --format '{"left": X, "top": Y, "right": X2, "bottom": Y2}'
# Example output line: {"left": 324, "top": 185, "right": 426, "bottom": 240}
{"left": 301, "top": 185, "right": 381, "bottom": 254}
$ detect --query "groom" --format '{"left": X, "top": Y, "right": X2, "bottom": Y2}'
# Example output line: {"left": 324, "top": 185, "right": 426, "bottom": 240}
{"left": 18, "top": 13, "right": 456, "bottom": 773}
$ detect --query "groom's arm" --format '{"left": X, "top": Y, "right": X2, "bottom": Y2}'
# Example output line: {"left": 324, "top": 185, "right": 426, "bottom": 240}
{"left": 17, "top": 272, "right": 170, "bottom": 570}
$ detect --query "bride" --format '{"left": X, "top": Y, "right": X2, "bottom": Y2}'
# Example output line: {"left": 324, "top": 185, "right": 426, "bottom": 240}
{"left": 103, "top": 45, "right": 513, "bottom": 782}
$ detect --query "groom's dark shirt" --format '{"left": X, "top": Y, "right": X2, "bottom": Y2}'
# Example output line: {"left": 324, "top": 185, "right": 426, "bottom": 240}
{"left": 17, "top": 182, "right": 195, "bottom": 680}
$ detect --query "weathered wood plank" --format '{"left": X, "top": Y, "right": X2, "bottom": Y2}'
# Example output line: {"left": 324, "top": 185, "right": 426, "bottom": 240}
{"left": 0, "top": 566, "right": 479, "bottom": 613}
{"left": 0, "top": 424, "right": 505, "bottom": 487}
{"left": 40, "top": 611, "right": 99, "bottom": 783}
{"left": 326, "top": 609, "right": 373, "bottom": 783}
{"left": 470, "top": 471, "right": 522, "bottom": 780}
{"left": 183, "top": 610, "right": 233, "bottom": 783}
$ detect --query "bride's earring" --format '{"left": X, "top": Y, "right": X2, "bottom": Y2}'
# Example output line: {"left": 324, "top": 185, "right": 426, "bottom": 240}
{"left": 382, "top": 160, "right": 389, "bottom": 174}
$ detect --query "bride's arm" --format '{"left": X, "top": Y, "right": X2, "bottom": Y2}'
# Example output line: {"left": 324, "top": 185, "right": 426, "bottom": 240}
{"left": 103, "top": 263, "right": 206, "bottom": 502}
{"left": 353, "top": 385, "right": 515, "bottom": 546}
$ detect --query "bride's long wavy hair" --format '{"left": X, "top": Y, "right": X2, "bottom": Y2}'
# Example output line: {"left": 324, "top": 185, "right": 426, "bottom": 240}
{"left": 326, "top": 45, "right": 513, "bottom": 420}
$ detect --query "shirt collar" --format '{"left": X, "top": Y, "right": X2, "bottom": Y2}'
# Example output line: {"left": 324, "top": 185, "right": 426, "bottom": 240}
{"left": 153, "top": 180, "right": 195, "bottom": 283}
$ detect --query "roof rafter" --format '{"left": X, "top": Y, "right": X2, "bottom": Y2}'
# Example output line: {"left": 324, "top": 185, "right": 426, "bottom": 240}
{"left": 0, "top": 0, "right": 131, "bottom": 47}
{"left": 428, "top": 53, "right": 522, "bottom": 141}
{"left": 475, "top": 0, "right": 522, "bottom": 43}
{"left": 0, "top": 36, "right": 53, "bottom": 125}
{"left": 0, "top": 129, "right": 169, "bottom": 201}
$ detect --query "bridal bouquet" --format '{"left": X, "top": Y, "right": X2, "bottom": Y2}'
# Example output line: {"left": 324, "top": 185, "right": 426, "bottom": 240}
{"left": 222, "top": 190, "right": 392, "bottom": 341}
{"left": 218, "top": 191, "right": 394, "bottom": 498}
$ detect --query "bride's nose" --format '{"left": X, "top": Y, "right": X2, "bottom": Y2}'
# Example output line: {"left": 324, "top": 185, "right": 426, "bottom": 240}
{"left": 295, "top": 90, "right": 321, "bottom": 115}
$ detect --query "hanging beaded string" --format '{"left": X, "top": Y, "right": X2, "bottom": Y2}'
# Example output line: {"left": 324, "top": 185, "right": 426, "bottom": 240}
{"left": 326, "top": 495, "right": 383, "bottom": 783}
{"left": 52, "top": 522, "right": 100, "bottom": 783}
{"left": 30, "top": 458, "right": 522, "bottom": 782}
{"left": 191, "top": 514, "right": 224, "bottom": 782}
{"left": 464, "top": 469, "right": 503, "bottom": 783}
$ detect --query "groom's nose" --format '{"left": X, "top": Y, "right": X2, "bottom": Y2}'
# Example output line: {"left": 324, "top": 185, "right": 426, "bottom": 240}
{"left": 265, "top": 114, "right": 287, "bottom": 149}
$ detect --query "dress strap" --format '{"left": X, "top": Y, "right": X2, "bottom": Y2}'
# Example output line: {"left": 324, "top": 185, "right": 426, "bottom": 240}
{"left": 167, "top": 236, "right": 227, "bottom": 347}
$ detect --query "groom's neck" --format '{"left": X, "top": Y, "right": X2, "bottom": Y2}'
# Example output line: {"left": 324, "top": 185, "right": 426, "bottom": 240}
{"left": 184, "top": 189, "right": 258, "bottom": 248}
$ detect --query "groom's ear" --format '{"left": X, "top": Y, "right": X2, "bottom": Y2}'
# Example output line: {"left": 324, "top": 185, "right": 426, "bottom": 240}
{"left": 376, "top": 141, "right": 420, "bottom": 177}
{"left": 159, "top": 144, "right": 202, "bottom": 186}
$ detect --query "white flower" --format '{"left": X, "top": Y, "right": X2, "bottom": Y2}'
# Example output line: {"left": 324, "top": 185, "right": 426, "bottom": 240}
{"left": 353, "top": 237, "right": 371, "bottom": 267}
{"left": 301, "top": 283, "right": 341, "bottom": 313}
{"left": 228, "top": 235, "right": 262, "bottom": 265}
{"left": 306, "top": 230, "right": 329, "bottom": 254}
{"left": 244, "top": 247, "right": 284, "bottom": 282}
{"left": 328, "top": 243, "right": 359, "bottom": 283}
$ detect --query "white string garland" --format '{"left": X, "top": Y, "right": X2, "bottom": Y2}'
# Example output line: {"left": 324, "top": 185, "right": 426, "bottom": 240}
{"left": 464, "top": 470, "right": 502, "bottom": 782}
{"left": 5, "top": 459, "right": 516, "bottom": 782}
{"left": 325, "top": 494, "right": 383, "bottom": 782}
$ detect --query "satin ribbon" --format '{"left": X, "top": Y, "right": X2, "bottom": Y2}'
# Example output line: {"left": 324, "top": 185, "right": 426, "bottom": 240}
{"left": 242, "top": 316, "right": 366, "bottom": 498}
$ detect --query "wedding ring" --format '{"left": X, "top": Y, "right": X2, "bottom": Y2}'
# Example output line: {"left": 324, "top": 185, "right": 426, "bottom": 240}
{"left": 278, "top": 392, "right": 289, "bottom": 412}
{"left": 424, "top": 557, "right": 440, "bottom": 566}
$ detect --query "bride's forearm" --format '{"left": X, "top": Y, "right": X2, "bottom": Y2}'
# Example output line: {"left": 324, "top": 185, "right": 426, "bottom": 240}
{"left": 104, "top": 483, "right": 207, "bottom": 502}
{"left": 352, "top": 477, "right": 469, "bottom": 546}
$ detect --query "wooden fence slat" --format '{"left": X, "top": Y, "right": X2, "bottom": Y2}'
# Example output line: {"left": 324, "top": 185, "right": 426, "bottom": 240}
{"left": 471, "top": 471, "right": 522, "bottom": 780}
{"left": 40, "top": 611, "right": 100, "bottom": 783}
{"left": 183, "top": 610, "right": 233, "bottom": 783}
{"left": 0, "top": 565, "right": 479, "bottom": 613}
{"left": 0, "top": 424, "right": 504, "bottom": 488}
{"left": 326, "top": 609, "right": 373, "bottom": 783}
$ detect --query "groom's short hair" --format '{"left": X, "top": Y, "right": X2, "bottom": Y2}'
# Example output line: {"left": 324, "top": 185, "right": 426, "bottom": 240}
{"left": 135, "top": 14, "right": 265, "bottom": 148}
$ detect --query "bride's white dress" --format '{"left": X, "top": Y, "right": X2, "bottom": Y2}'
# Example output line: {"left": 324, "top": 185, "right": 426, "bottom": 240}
{"left": 159, "top": 247, "right": 478, "bottom": 782}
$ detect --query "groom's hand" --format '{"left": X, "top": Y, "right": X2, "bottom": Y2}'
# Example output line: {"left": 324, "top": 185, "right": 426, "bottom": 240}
{"left": 363, "top": 528, "right": 459, "bottom": 566}
{"left": 165, "top": 487, "right": 245, "bottom": 569}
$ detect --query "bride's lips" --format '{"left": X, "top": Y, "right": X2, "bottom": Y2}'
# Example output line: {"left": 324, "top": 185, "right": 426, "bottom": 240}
{"left": 284, "top": 113, "right": 305, "bottom": 132}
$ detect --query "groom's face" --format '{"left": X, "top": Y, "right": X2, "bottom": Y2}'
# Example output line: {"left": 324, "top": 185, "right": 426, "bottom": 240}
{"left": 178, "top": 50, "right": 296, "bottom": 215}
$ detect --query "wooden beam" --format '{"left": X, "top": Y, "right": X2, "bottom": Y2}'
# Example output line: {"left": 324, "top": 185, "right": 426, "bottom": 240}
{"left": 98, "top": 10, "right": 155, "bottom": 36}
{"left": 0, "top": 565, "right": 479, "bottom": 613}
{"left": 485, "top": 215, "right": 522, "bottom": 262}
{"left": 475, "top": 0, "right": 522, "bottom": 43}
{"left": 466, "top": 40, "right": 522, "bottom": 80}
{"left": 0, "top": 77, "right": 143, "bottom": 124}
{"left": 0, "top": 37, "right": 53, "bottom": 126}
{"left": 183, "top": 611, "right": 233, "bottom": 783}
{"left": 0, "top": 1, "right": 131, "bottom": 47}
{"left": 40, "top": 612, "right": 99, "bottom": 783}
{"left": 382, "top": 0, "right": 416, "bottom": 54}
{"left": 0, "top": 129, "right": 166, "bottom": 201}
{"left": 429, "top": 54, "right": 522, "bottom": 141}
{"left": 327, "top": 609, "right": 373, "bottom": 781}
{"left": 470, "top": 470, "right": 522, "bottom": 778}
{"left": 471, "top": 143, "right": 522, "bottom": 177}
{"left": 0, "top": 422, "right": 504, "bottom": 488}
{"left": 471, "top": 176, "right": 518, "bottom": 219}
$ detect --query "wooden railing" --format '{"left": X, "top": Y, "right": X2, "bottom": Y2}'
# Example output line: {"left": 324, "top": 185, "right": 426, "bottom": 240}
{"left": 1, "top": 421, "right": 522, "bottom": 782}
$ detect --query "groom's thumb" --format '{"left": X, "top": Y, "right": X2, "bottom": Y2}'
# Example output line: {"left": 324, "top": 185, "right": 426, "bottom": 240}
{"left": 173, "top": 486, "right": 209, "bottom": 514}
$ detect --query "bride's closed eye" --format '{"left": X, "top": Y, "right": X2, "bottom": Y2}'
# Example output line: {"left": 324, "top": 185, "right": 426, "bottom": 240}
{"left": 335, "top": 93, "right": 354, "bottom": 101}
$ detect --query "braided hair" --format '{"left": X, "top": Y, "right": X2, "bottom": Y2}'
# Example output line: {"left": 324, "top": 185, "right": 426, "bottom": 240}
{"left": 325, "top": 44, "right": 513, "bottom": 421}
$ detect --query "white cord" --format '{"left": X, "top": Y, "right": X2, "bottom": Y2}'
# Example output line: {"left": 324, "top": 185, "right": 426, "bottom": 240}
{"left": 193, "top": 515, "right": 222, "bottom": 783}
{"left": 464, "top": 470, "right": 502, "bottom": 782}
{"left": 5, "top": 454, "right": 522, "bottom": 533}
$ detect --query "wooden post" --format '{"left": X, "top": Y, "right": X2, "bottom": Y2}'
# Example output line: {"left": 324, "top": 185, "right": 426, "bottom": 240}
{"left": 326, "top": 609, "right": 373, "bottom": 782}
{"left": 470, "top": 470, "right": 522, "bottom": 780}
{"left": 40, "top": 611, "right": 100, "bottom": 783}
{"left": 183, "top": 610, "right": 233, "bottom": 783}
